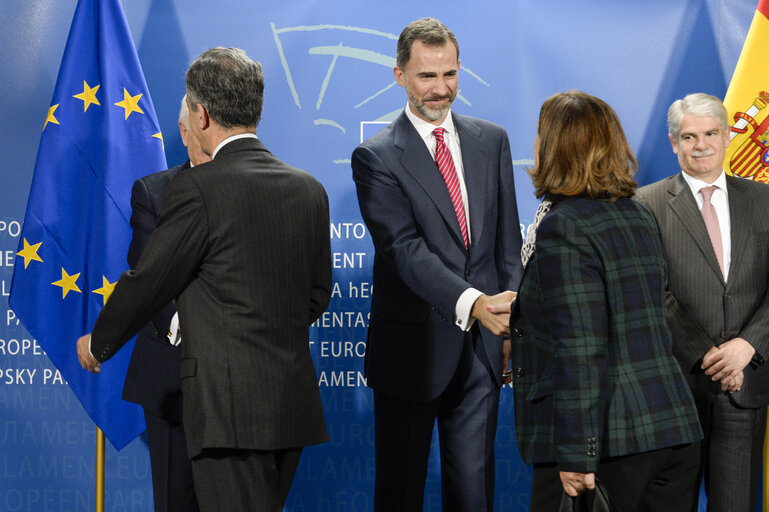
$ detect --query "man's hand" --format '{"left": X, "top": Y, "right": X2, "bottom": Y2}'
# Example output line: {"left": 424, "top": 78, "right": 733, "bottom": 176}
{"left": 720, "top": 369, "right": 743, "bottom": 393}
{"left": 560, "top": 471, "right": 595, "bottom": 497}
{"left": 471, "top": 291, "right": 516, "bottom": 336}
{"left": 701, "top": 337, "right": 755, "bottom": 383}
{"left": 501, "top": 337, "right": 512, "bottom": 384}
{"left": 76, "top": 333, "right": 101, "bottom": 373}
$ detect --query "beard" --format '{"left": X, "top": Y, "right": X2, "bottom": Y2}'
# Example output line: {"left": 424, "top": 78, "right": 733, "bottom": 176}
{"left": 406, "top": 88, "right": 455, "bottom": 122}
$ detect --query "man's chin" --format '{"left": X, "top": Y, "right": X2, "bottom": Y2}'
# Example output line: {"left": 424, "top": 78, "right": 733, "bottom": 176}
{"left": 417, "top": 105, "right": 449, "bottom": 122}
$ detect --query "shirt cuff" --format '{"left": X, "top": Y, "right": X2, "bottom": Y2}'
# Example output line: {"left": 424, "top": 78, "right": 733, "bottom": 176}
{"left": 455, "top": 288, "right": 483, "bottom": 332}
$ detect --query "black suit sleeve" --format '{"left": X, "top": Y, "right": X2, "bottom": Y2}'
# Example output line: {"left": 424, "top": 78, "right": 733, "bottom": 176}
{"left": 92, "top": 173, "right": 208, "bottom": 362}
{"left": 309, "top": 186, "right": 332, "bottom": 324}
{"left": 128, "top": 178, "right": 156, "bottom": 268}
{"left": 128, "top": 177, "right": 177, "bottom": 339}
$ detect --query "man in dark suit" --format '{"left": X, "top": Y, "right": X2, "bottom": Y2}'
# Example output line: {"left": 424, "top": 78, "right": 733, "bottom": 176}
{"left": 351, "top": 18, "right": 522, "bottom": 511}
{"left": 122, "top": 95, "right": 208, "bottom": 512}
{"left": 76, "top": 47, "right": 332, "bottom": 512}
{"left": 636, "top": 93, "right": 769, "bottom": 511}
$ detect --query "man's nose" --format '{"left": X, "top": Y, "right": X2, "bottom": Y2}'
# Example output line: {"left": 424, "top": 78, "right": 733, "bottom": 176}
{"left": 433, "top": 78, "right": 450, "bottom": 95}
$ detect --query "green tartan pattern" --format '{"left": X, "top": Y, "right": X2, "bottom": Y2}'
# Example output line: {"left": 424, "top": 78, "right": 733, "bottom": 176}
{"left": 511, "top": 197, "right": 702, "bottom": 473}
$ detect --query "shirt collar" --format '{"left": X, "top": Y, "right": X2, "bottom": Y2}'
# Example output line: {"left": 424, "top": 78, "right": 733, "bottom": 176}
{"left": 403, "top": 104, "right": 455, "bottom": 141}
{"left": 681, "top": 169, "right": 728, "bottom": 197}
{"left": 212, "top": 133, "right": 258, "bottom": 159}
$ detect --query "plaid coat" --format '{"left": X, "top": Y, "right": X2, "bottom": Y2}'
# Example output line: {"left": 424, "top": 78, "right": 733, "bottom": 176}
{"left": 510, "top": 197, "right": 701, "bottom": 473}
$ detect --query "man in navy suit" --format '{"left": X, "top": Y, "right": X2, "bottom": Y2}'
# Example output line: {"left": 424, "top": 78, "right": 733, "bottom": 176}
{"left": 122, "top": 96, "right": 209, "bottom": 512}
{"left": 351, "top": 17, "right": 522, "bottom": 511}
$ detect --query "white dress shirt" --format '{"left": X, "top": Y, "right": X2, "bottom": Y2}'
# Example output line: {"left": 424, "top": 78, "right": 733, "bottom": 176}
{"left": 681, "top": 170, "right": 732, "bottom": 281}
{"left": 212, "top": 132, "right": 258, "bottom": 159}
{"left": 403, "top": 106, "right": 481, "bottom": 331}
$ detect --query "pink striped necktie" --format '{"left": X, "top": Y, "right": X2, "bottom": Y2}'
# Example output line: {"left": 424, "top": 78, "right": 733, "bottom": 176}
{"left": 433, "top": 127, "right": 468, "bottom": 248}
{"left": 700, "top": 185, "right": 724, "bottom": 277}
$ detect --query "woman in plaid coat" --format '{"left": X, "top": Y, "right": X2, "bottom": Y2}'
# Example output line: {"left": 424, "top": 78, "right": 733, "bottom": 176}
{"left": 509, "top": 91, "right": 702, "bottom": 511}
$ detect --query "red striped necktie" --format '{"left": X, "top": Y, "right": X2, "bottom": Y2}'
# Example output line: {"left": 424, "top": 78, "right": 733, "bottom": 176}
{"left": 433, "top": 127, "right": 468, "bottom": 248}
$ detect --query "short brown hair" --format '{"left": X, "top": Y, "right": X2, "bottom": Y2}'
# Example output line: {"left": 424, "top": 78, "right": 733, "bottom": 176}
{"left": 396, "top": 17, "right": 459, "bottom": 69}
{"left": 530, "top": 91, "right": 637, "bottom": 201}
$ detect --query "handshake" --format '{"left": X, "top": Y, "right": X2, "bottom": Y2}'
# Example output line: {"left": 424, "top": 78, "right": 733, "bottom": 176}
{"left": 471, "top": 290, "right": 517, "bottom": 384}
{"left": 471, "top": 290, "right": 517, "bottom": 337}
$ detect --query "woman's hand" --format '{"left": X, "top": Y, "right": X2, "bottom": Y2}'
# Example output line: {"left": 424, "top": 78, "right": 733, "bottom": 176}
{"left": 560, "top": 471, "right": 595, "bottom": 497}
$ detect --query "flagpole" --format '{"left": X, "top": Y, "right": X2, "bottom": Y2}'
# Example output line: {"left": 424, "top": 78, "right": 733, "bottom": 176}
{"left": 96, "top": 428, "right": 105, "bottom": 512}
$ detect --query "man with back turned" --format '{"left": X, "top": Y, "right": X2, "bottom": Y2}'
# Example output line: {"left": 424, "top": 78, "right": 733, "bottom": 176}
{"left": 122, "top": 95, "right": 208, "bottom": 512}
{"left": 76, "top": 47, "right": 332, "bottom": 511}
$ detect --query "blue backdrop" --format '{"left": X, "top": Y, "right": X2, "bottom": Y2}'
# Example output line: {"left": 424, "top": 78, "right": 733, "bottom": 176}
{"left": 0, "top": 0, "right": 758, "bottom": 510}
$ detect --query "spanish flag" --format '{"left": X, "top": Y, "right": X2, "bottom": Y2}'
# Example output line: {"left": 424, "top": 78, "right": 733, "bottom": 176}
{"left": 723, "top": 0, "right": 769, "bottom": 182}
{"left": 723, "top": 3, "right": 769, "bottom": 508}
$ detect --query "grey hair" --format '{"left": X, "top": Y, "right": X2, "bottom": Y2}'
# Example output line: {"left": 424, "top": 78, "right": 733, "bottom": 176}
{"left": 178, "top": 94, "right": 189, "bottom": 128}
{"left": 667, "top": 93, "right": 729, "bottom": 140}
{"left": 185, "top": 47, "right": 264, "bottom": 129}
{"left": 396, "top": 17, "right": 459, "bottom": 69}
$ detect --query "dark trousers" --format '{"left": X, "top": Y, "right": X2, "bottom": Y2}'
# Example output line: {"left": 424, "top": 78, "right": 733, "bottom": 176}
{"left": 530, "top": 442, "right": 701, "bottom": 512}
{"left": 144, "top": 410, "right": 199, "bottom": 512}
{"left": 190, "top": 447, "right": 302, "bottom": 512}
{"left": 373, "top": 331, "right": 500, "bottom": 512}
{"left": 695, "top": 392, "right": 766, "bottom": 512}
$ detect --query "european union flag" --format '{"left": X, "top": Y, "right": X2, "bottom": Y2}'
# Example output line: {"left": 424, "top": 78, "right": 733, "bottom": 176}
{"left": 10, "top": 0, "right": 167, "bottom": 449}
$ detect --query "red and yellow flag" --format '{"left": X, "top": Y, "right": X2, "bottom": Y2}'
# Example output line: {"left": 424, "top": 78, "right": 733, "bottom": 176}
{"left": 723, "top": 3, "right": 769, "bottom": 509}
{"left": 723, "top": 0, "right": 769, "bottom": 182}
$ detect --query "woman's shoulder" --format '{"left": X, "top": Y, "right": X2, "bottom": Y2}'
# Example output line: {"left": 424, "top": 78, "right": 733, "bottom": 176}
{"left": 545, "top": 196, "right": 651, "bottom": 233}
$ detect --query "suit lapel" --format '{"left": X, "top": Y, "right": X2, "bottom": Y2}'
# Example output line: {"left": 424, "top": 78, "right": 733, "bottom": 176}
{"left": 394, "top": 112, "right": 466, "bottom": 249}
{"left": 726, "top": 176, "right": 752, "bottom": 286}
{"left": 666, "top": 173, "right": 725, "bottom": 284}
{"left": 454, "top": 114, "right": 488, "bottom": 247}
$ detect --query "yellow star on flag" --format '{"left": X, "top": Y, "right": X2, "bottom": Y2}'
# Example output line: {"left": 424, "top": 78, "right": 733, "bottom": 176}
{"left": 52, "top": 268, "right": 82, "bottom": 298}
{"left": 73, "top": 81, "right": 101, "bottom": 112}
{"left": 114, "top": 88, "right": 144, "bottom": 119}
{"left": 43, "top": 104, "right": 60, "bottom": 131}
{"left": 17, "top": 238, "right": 43, "bottom": 269}
{"left": 153, "top": 132, "right": 164, "bottom": 151}
{"left": 92, "top": 276, "right": 117, "bottom": 305}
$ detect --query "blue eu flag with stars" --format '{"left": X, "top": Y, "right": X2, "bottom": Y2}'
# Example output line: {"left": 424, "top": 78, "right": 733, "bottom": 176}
{"left": 10, "top": 0, "right": 167, "bottom": 449}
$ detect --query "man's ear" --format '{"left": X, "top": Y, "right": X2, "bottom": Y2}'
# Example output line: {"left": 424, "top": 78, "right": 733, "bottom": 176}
{"left": 668, "top": 134, "right": 679, "bottom": 154}
{"left": 393, "top": 66, "right": 406, "bottom": 87}
{"left": 178, "top": 121, "right": 189, "bottom": 147}
{"left": 195, "top": 103, "right": 211, "bottom": 130}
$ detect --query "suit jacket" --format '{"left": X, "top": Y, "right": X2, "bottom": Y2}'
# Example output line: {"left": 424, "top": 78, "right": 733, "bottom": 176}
{"left": 636, "top": 173, "right": 769, "bottom": 408}
{"left": 351, "top": 110, "right": 523, "bottom": 401}
{"left": 509, "top": 197, "right": 701, "bottom": 473}
{"left": 121, "top": 162, "right": 186, "bottom": 423}
{"left": 91, "top": 137, "right": 332, "bottom": 456}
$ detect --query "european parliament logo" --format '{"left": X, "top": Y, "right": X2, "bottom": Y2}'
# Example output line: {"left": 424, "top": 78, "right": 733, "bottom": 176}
{"left": 269, "top": 23, "right": 492, "bottom": 154}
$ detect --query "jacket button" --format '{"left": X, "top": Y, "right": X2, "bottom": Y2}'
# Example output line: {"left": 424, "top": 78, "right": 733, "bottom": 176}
{"left": 720, "top": 331, "right": 727, "bottom": 339}
{"left": 512, "top": 327, "right": 524, "bottom": 337}
{"left": 514, "top": 367, "right": 524, "bottom": 377}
